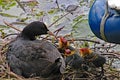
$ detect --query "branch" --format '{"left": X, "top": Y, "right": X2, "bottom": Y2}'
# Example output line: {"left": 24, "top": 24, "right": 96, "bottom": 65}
{"left": 7, "top": 71, "right": 24, "bottom": 80}
{"left": 3, "top": 20, "right": 22, "bottom": 32}
{"left": 68, "top": 38, "right": 100, "bottom": 44}
{"left": 48, "top": 12, "right": 70, "bottom": 27}
{"left": 54, "top": 26, "right": 65, "bottom": 36}
{"left": 14, "top": 0, "right": 26, "bottom": 12}
{"left": 55, "top": 0, "right": 60, "bottom": 9}
{"left": 92, "top": 44, "right": 117, "bottom": 49}
{"left": 3, "top": 33, "right": 19, "bottom": 39}
{"left": 101, "top": 53, "right": 120, "bottom": 60}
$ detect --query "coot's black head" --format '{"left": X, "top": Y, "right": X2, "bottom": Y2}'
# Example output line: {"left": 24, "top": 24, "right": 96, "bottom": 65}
{"left": 21, "top": 21, "right": 50, "bottom": 40}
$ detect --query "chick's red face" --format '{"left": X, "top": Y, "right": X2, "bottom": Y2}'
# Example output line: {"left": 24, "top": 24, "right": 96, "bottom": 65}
{"left": 65, "top": 49, "right": 71, "bottom": 54}
{"left": 60, "top": 37, "right": 67, "bottom": 45}
{"left": 80, "top": 48, "right": 89, "bottom": 53}
{"left": 79, "top": 48, "right": 92, "bottom": 57}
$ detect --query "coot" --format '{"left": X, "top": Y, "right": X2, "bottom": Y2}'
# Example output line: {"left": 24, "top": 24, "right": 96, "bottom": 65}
{"left": 64, "top": 47, "right": 84, "bottom": 70}
{"left": 58, "top": 37, "right": 84, "bottom": 70}
{"left": 79, "top": 48, "right": 106, "bottom": 76}
{"left": 6, "top": 21, "right": 65, "bottom": 79}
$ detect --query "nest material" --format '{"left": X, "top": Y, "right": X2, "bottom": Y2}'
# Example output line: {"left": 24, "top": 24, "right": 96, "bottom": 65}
{"left": 0, "top": 38, "right": 120, "bottom": 80}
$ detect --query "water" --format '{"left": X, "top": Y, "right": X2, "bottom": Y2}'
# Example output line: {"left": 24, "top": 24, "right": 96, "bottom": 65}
{"left": 0, "top": 0, "right": 93, "bottom": 35}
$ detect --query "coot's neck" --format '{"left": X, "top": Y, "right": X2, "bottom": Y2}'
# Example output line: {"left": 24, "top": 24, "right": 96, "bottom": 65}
{"left": 20, "top": 33, "right": 36, "bottom": 40}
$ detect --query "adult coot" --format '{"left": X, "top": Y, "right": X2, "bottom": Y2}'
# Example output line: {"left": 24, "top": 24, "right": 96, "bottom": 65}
{"left": 6, "top": 21, "right": 65, "bottom": 79}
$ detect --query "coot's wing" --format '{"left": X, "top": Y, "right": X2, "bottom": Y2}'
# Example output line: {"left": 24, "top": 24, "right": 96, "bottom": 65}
{"left": 6, "top": 39, "right": 54, "bottom": 77}
{"left": 36, "top": 40, "right": 66, "bottom": 73}
{"left": 6, "top": 39, "right": 65, "bottom": 77}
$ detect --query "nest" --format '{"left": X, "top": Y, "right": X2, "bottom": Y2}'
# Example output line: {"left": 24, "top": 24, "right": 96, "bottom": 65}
{"left": 0, "top": 35, "right": 120, "bottom": 80}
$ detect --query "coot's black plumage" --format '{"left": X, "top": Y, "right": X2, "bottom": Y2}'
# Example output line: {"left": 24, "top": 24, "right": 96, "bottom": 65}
{"left": 6, "top": 21, "right": 65, "bottom": 79}
{"left": 21, "top": 21, "right": 49, "bottom": 40}
{"left": 64, "top": 47, "right": 84, "bottom": 70}
{"left": 80, "top": 48, "right": 106, "bottom": 76}
{"left": 41, "top": 58, "right": 63, "bottom": 79}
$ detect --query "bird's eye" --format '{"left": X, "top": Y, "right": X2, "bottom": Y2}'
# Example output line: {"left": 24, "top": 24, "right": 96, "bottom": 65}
{"left": 8, "top": 47, "right": 12, "bottom": 51}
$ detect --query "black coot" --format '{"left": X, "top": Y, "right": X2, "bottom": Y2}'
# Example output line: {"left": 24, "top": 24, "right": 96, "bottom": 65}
{"left": 6, "top": 21, "right": 65, "bottom": 79}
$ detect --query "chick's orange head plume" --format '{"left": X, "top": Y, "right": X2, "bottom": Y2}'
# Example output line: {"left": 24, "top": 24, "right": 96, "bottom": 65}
{"left": 59, "top": 37, "right": 67, "bottom": 45}
{"left": 79, "top": 48, "right": 93, "bottom": 57}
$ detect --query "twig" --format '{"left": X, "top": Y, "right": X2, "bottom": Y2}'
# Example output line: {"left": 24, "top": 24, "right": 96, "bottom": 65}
{"left": 3, "top": 20, "right": 22, "bottom": 32}
{"left": 55, "top": 0, "right": 60, "bottom": 9}
{"left": 48, "top": 12, "right": 70, "bottom": 27}
{"left": 92, "top": 44, "right": 117, "bottom": 49}
{"left": 54, "top": 26, "right": 65, "bottom": 33}
{"left": 54, "top": 26, "right": 65, "bottom": 36}
{"left": 101, "top": 53, "right": 120, "bottom": 60}
{"left": 14, "top": 0, "right": 26, "bottom": 12}
{"left": 0, "top": 39, "right": 13, "bottom": 55}
{"left": 5, "top": 63, "right": 24, "bottom": 80}
{"left": 7, "top": 71, "right": 23, "bottom": 80}
{"left": 11, "top": 22, "right": 28, "bottom": 25}
{"left": 3, "top": 33, "right": 19, "bottom": 39}
{"left": 68, "top": 38, "right": 100, "bottom": 44}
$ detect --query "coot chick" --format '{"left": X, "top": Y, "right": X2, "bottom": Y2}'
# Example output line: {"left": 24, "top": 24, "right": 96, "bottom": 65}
{"left": 58, "top": 36, "right": 70, "bottom": 54}
{"left": 58, "top": 37, "right": 84, "bottom": 70}
{"left": 79, "top": 48, "right": 106, "bottom": 76}
{"left": 64, "top": 47, "right": 84, "bottom": 70}
{"left": 6, "top": 21, "right": 65, "bottom": 79}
